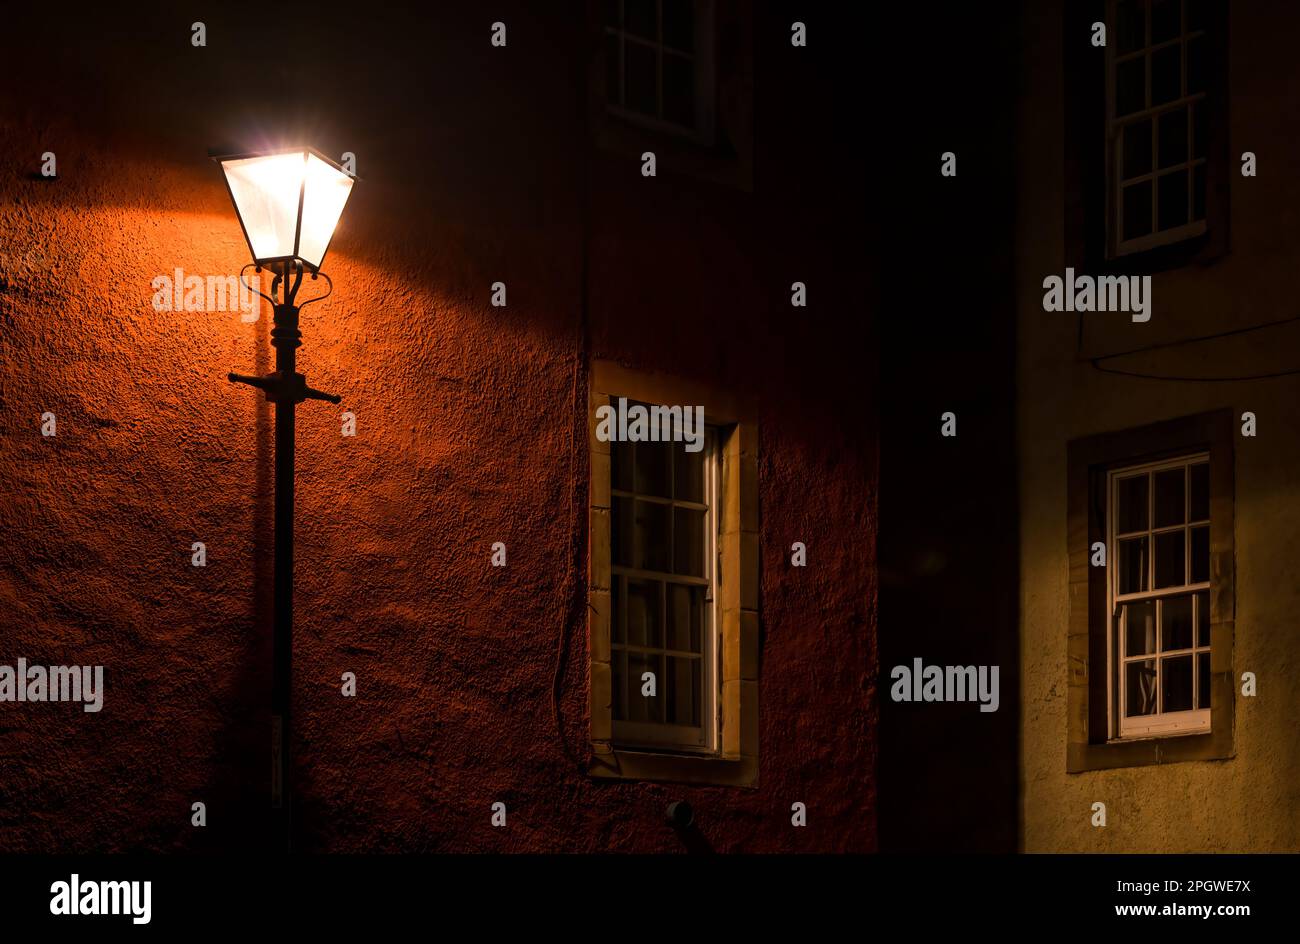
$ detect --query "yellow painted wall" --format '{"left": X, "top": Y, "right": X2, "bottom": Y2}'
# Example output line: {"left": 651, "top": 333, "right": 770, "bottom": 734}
{"left": 1016, "top": 1, "right": 1300, "bottom": 852}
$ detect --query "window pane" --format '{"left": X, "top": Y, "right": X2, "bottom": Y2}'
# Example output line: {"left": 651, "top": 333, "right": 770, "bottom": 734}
{"left": 612, "top": 439, "right": 634, "bottom": 491}
{"left": 1151, "top": 43, "right": 1181, "bottom": 105}
{"left": 1116, "top": 57, "right": 1146, "bottom": 116}
{"left": 1157, "top": 169, "right": 1189, "bottom": 230}
{"left": 612, "top": 495, "right": 634, "bottom": 566}
{"left": 1187, "top": 36, "right": 1206, "bottom": 94}
{"left": 1125, "top": 600, "right": 1156, "bottom": 656}
{"left": 1197, "top": 651, "right": 1210, "bottom": 708}
{"left": 1192, "top": 163, "right": 1206, "bottom": 220}
{"left": 625, "top": 578, "right": 662, "bottom": 648}
{"left": 663, "top": 0, "right": 694, "bottom": 51}
{"left": 665, "top": 656, "right": 700, "bottom": 726}
{"left": 1190, "top": 525, "right": 1209, "bottom": 583}
{"left": 1157, "top": 108, "right": 1187, "bottom": 168}
{"left": 624, "top": 40, "right": 657, "bottom": 116}
{"left": 1196, "top": 589, "right": 1210, "bottom": 646}
{"left": 674, "top": 441, "right": 704, "bottom": 502}
{"left": 1188, "top": 0, "right": 1208, "bottom": 31}
{"left": 635, "top": 499, "right": 670, "bottom": 571}
{"left": 1189, "top": 463, "right": 1209, "bottom": 520}
{"left": 634, "top": 437, "right": 671, "bottom": 497}
{"left": 1161, "top": 594, "right": 1193, "bottom": 651}
{"left": 666, "top": 583, "right": 703, "bottom": 653}
{"left": 663, "top": 53, "right": 694, "bottom": 128}
{"left": 1162, "top": 655, "right": 1194, "bottom": 712}
{"left": 1123, "top": 180, "right": 1153, "bottom": 240}
{"left": 1119, "top": 536, "right": 1149, "bottom": 594}
{"left": 1152, "top": 0, "right": 1181, "bottom": 43}
{"left": 624, "top": 0, "right": 655, "bottom": 39}
{"left": 1153, "top": 468, "right": 1185, "bottom": 527}
{"left": 1117, "top": 0, "right": 1145, "bottom": 53}
{"left": 1116, "top": 474, "right": 1148, "bottom": 533}
{"left": 614, "top": 496, "right": 671, "bottom": 571}
{"left": 1122, "top": 120, "right": 1152, "bottom": 179}
{"left": 1154, "top": 529, "right": 1185, "bottom": 588}
{"left": 1126, "top": 659, "right": 1158, "bottom": 716}
{"left": 604, "top": 0, "right": 620, "bottom": 27}
{"left": 673, "top": 507, "right": 705, "bottom": 577}
{"left": 626, "top": 651, "right": 662, "bottom": 722}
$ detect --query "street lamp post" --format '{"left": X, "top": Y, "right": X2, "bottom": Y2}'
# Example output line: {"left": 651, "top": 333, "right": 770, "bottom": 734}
{"left": 214, "top": 147, "right": 356, "bottom": 851}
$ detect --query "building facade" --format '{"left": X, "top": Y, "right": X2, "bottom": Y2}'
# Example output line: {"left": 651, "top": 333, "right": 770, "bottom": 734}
{"left": 0, "top": 2, "right": 875, "bottom": 852}
{"left": 1016, "top": 0, "right": 1300, "bottom": 851}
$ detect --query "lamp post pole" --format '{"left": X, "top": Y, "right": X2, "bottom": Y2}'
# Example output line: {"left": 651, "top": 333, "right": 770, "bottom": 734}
{"left": 228, "top": 259, "right": 340, "bottom": 852}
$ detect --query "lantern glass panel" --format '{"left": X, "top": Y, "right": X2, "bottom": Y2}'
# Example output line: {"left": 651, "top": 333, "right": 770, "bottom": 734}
{"left": 298, "top": 153, "right": 354, "bottom": 269}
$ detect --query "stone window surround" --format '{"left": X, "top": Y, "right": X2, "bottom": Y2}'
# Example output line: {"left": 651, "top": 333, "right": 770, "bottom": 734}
{"left": 1066, "top": 408, "right": 1234, "bottom": 772}
{"left": 587, "top": 359, "right": 759, "bottom": 787}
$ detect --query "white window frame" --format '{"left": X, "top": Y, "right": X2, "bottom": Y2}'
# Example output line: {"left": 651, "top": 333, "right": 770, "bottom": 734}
{"left": 603, "top": 0, "right": 716, "bottom": 146}
{"left": 1105, "top": 0, "right": 1209, "bottom": 257}
{"left": 1107, "top": 453, "right": 1211, "bottom": 740}
{"left": 610, "top": 423, "right": 720, "bottom": 753}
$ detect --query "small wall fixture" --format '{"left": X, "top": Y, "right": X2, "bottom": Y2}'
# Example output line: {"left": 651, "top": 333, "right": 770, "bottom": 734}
{"left": 666, "top": 801, "right": 695, "bottom": 829}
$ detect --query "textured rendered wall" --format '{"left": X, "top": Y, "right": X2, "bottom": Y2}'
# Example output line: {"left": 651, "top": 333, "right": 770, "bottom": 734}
{"left": 0, "top": 3, "right": 875, "bottom": 852}
{"left": 1016, "top": 2, "right": 1300, "bottom": 852}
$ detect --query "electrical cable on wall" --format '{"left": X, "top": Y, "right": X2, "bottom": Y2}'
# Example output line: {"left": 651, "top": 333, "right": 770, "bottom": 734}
{"left": 552, "top": 44, "right": 595, "bottom": 778}
{"left": 1087, "top": 313, "right": 1300, "bottom": 382}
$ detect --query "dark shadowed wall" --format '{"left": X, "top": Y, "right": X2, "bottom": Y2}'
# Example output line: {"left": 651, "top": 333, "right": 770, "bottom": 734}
{"left": 877, "top": 3, "right": 1021, "bottom": 851}
{"left": 0, "top": 1, "right": 874, "bottom": 852}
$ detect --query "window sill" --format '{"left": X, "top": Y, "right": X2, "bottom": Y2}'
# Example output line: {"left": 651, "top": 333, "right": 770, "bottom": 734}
{"left": 593, "top": 115, "right": 753, "bottom": 192}
{"left": 1108, "top": 728, "right": 1209, "bottom": 744}
{"left": 1096, "top": 229, "right": 1226, "bottom": 276}
{"left": 1068, "top": 725, "right": 1233, "bottom": 773}
{"left": 1112, "top": 221, "right": 1207, "bottom": 258}
{"left": 605, "top": 106, "right": 712, "bottom": 147}
{"left": 589, "top": 745, "right": 758, "bottom": 788}
{"left": 1110, "top": 717, "right": 1210, "bottom": 742}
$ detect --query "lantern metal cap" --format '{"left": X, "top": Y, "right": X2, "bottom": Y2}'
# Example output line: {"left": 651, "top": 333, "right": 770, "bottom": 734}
{"left": 209, "top": 145, "right": 358, "bottom": 179}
